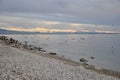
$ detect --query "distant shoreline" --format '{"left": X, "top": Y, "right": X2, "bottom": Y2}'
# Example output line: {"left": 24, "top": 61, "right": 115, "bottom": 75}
{"left": 0, "top": 36, "right": 120, "bottom": 79}
{"left": 0, "top": 33, "right": 120, "bottom": 35}
{"left": 0, "top": 29, "right": 120, "bottom": 35}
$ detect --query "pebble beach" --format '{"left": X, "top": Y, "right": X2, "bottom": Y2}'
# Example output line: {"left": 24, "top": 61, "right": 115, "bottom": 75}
{"left": 0, "top": 36, "right": 120, "bottom": 80}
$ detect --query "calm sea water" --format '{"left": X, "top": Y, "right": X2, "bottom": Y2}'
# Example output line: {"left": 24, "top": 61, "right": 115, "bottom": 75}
{"left": 3, "top": 34, "right": 120, "bottom": 72}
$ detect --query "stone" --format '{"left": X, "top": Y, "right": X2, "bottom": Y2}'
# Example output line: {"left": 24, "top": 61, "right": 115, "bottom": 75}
{"left": 90, "top": 57, "right": 95, "bottom": 59}
{"left": 80, "top": 58, "right": 88, "bottom": 62}
{"left": 49, "top": 52, "right": 57, "bottom": 55}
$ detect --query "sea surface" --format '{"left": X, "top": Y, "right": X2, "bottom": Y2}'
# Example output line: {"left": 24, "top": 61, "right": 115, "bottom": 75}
{"left": 2, "top": 34, "right": 120, "bottom": 72}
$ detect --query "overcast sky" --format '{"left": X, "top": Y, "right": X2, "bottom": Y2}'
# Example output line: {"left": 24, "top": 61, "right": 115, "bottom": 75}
{"left": 0, "top": 0, "right": 120, "bottom": 33}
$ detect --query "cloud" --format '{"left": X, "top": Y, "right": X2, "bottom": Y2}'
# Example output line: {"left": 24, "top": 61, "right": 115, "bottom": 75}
{"left": 69, "top": 23, "right": 83, "bottom": 27}
{"left": 0, "top": 0, "right": 120, "bottom": 25}
{"left": 35, "top": 21, "right": 61, "bottom": 26}
{"left": 3, "top": 27, "right": 76, "bottom": 33}
{"left": 0, "top": 15, "right": 120, "bottom": 33}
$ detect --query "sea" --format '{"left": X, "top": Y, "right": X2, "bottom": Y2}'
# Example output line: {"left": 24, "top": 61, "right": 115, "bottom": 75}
{"left": 2, "top": 34, "right": 120, "bottom": 72}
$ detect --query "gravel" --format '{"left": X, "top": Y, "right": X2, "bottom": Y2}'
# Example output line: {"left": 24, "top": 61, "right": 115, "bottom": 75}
{"left": 0, "top": 44, "right": 120, "bottom": 80}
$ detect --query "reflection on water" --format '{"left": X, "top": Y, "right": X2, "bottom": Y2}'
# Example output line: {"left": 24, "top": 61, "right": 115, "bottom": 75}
{"left": 3, "top": 34, "right": 120, "bottom": 72}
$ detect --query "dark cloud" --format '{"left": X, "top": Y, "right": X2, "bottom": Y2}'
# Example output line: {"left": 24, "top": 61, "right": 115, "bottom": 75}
{"left": 0, "top": 0, "right": 120, "bottom": 25}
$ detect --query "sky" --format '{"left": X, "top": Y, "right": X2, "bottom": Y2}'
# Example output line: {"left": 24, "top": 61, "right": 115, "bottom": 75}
{"left": 0, "top": 0, "right": 120, "bottom": 33}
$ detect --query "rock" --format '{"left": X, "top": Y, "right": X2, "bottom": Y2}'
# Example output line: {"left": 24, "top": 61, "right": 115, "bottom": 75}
{"left": 83, "top": 63, "right": 89, "bottom": 66}
{"left": 37, "top": 47, "right": 42, "bottom": 51}
{"left": 80, "top": 38, "right": 85, "bottom": 40}
{"left": 40, "top": 49, "right": 46, "bottom": 52}
{"left": 80, "top": 58, "right": 88, "bottom": 62}
{"left": 29, "top": 48, "right": 34, "bottom": 50}
{"left": 90, "top": 57, "right": 95, "bottom": 59}
{"left": 61, "top": 55, "right": 65, "bottom": 57}
{"left": 49, "top": 52, "right": 57, "bottom": 55}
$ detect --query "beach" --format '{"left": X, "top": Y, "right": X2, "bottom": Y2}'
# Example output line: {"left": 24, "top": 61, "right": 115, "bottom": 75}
{"left": 0, "top": 36, "right": 120, "bottom": 80}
